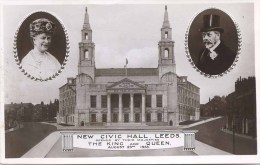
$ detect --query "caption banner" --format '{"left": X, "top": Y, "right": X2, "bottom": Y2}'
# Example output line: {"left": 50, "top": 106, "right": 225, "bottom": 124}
{"left": 61, "top": 131, "right": 197, "bottom": 152}
{"left": 74, "top": 133, "right": 183, "bottom": 150}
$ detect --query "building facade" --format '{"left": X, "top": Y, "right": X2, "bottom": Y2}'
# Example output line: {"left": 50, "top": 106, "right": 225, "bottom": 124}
{"left": 57, "top": 6, "right": 200, "bottom": 126}
{"left": 226, "top": 77, "right": 256, "bottom": 137}
{"left": 177, "top": 77, "right": 200, "bottom": 122}
{"left": 57, "top": 78, "right": 76, "bottom": 125}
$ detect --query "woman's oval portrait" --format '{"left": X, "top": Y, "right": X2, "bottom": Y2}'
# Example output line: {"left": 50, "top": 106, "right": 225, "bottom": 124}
{"left": 15, "top": 11, "right": 68, "bottom": 81}
{"left": 187, "top": 8, "right": 239, "bottom": 76}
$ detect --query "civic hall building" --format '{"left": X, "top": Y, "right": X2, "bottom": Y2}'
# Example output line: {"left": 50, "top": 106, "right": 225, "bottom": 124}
{"left": 57, "top": 6, "right": 200, "bottom": 127}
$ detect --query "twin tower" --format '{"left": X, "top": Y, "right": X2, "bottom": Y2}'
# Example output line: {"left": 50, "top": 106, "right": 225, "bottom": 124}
{"left": 78, "top": 6, "right": 176, "bottom": 80}
{"left": 70, "top": 6, "right": 181, "bottom": 126}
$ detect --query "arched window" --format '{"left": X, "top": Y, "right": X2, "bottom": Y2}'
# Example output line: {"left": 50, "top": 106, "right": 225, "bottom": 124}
{"left": 164, "top": 48, "right": 169, "bottom": 58}
{"left": 85, "top": 33, "right": 88, "bottom": 40}
{"left": 85, "top": 50, "right": 89, "bottom": 59}
{"left": 165, "top": 31, "right": 168, "bottom": 39}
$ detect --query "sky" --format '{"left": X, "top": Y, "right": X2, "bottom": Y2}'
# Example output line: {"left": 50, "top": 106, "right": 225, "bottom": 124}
{"left": 2, "top": 3, "right": 255, "bottom": 104}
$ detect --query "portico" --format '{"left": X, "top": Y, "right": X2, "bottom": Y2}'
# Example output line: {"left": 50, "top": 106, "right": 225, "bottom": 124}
{"left": 106, "top": 78, "right": 146, "bottom": 124}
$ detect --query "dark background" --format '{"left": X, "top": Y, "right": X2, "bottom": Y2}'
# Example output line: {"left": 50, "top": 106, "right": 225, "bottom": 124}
{"left": 188, "top": 8, "right": 238, "bottom": 65}
{"left": 16, "top": 11, "right": 67, "bottom": 64}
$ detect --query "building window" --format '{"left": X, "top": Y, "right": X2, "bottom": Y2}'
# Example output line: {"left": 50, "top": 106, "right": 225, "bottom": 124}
{"left": 146, "top": 113, "right": 151, "bottom": 122}
{"left": 102, "top": 114, "right": 107, "bottom": 122}
{"left": 91, "top": 114, "right": 96, "bottom": 122}
{"left": 112, "top": 113, "right": 118, "bottom": 123}
{"left": 165, "top": 31, "right": 168, "bottom": 39}
{"left": 101, "top": 95, "right": 107, "bottom": 108}
{"left": 85, "top": 33, "right": 88, "bottom": 40}
{"left": 156, "top": 95, "right": 163, "bottom": 107}
{"left": 85, "top": 49, "right": 89, "bottom": 59}
{"left": 164, "top": 48, "right": 169, "bottom": 58}
{"left": 145, "top": 95, "right": 151, "bottom": 108}
{"left": 157, "top": 113, "right": 162, "bottom": 122}
{"left": 91, "top": 95, "right": 96, "bottom": 108}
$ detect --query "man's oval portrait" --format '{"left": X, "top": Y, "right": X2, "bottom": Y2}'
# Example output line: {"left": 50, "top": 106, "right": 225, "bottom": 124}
{"left": 15, "top": 11, "right": 68, "bottom": 81}
{"left": 187, "top": 8, "right": 239, "bottom": 76}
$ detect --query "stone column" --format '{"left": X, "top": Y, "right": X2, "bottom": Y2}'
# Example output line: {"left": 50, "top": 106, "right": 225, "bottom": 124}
{"left": 130, "top": 93, "right": 134, "bottom": 122}
{"left": 97, "top": 95, "right": 101, "bottom": 109}
{"left": 142, "top": 94, "right": 145, "bottom": 123}
{"left": 163, "top": 94, "right": 167, "bottom": 108}
{"left": 164, "top": 112, "right": 168, "bottom": 122}
{"left": 119, "top": 94, "right": 123, "bottom": 122}
{"left": 183, "top": 132, "right": 196, "bottom": 151}
{"left": 61, "top": 133, "right": 74, "bottom": 152}
{"left": 107, "top": 94, "right": 111, "bottom": 123}
{"left": 151, "top": 94, "right": 156, "bottom": 108}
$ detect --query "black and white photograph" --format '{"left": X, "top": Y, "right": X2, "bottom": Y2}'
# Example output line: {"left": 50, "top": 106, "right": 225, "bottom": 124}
{"left": 15, "top": 11, "right": 68, "bottom": 81}
{"left": 187, "top": 8, "right": 239, "bottom": 76}
{"left": 0, "top": 1, "right": 259, "bottom": 164}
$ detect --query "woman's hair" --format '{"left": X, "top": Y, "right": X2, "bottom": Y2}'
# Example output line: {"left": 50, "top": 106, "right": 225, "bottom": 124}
{"left": 29, "top": 18, "right": 56, "bottom": 38}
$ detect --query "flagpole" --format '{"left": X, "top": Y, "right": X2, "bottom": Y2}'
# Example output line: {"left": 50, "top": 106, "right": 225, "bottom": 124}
{"left": 125, "top": 58, "right": 128, "bottom": 77}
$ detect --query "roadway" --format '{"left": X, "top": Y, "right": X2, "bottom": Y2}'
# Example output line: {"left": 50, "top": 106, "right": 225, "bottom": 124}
{"left": 187, "top": 117, "right": 257, "bottom": 155}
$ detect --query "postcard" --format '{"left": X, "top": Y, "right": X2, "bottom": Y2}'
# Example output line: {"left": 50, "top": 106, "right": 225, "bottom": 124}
{"left": 0, "top": 0, "right": 259, "bottom": 164}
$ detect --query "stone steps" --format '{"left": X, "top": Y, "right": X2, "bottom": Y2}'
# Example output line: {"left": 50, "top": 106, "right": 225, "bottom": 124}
{"left": 107, "top": 122, "right": 147, "bottom": 126}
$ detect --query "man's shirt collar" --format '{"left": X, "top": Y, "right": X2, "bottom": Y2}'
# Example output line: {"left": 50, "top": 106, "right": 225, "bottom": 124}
{"left": 209, "top": 40, "right": 221, "bottom": 52}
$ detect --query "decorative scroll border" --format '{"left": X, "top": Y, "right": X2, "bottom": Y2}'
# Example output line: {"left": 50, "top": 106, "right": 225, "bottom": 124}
{"left": 13, "top": 10, "right": 70, "bottom": 82}
{"left": 184, "top": 7, "right": 242, "bottom": 78}
{"left": 60, "top": 131, "right": 198, "bottom": 152}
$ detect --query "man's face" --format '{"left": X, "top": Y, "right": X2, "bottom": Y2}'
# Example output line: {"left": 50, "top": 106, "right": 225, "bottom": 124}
{"left": 202, "top": 31, "right": 220, "bottom": 49}
{"left": 33, "top": 33, "right": 52, "bottom": 53}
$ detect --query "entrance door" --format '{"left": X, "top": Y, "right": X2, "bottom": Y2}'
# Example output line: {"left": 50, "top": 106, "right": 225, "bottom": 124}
{"left": 135, "top": 113, "right": 140, "bottom": 123}
{"left": 112, "top": 113, "right": 118, "bottom": 123}
{"left": 146, "top": 113, "right": 151, "bottom": 122}
{"left": 124, "top": 113, "right": 129, "bottom": 123}
{"left": 81, "top": 121, "right": 84, "bottom": 126}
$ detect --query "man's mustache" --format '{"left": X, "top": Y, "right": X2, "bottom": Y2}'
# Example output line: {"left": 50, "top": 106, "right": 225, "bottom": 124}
{"left": 203, "top": 40, "right": 213, "bottom": 45}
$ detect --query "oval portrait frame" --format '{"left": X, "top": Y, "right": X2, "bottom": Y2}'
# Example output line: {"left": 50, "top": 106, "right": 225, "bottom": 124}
{"left": 185, "top": 8, "right": 241, "bottom": 78}
{"left": 14, "top": 11, "right": 70, "bottom": 81}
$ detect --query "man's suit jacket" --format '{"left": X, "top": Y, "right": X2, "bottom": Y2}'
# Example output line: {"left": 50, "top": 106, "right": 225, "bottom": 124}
{"left": 197, "top": 42, "right": 236, "bottom": 75}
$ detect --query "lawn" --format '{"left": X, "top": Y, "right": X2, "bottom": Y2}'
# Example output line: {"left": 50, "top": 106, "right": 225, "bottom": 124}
{"left": 5, "top": 122, "right": 57, "bottom": 158}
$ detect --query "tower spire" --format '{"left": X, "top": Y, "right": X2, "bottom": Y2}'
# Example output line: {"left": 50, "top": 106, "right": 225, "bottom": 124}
{"left": 83, "top": 7, "right": 91, "bottom": 29}
{"left": 78, "top": 6, "right": 95, "bottom": 78}
{"left": 158, "top": 5, "right": 176, "bottom": 77}
{"left": 162, "top": 5, "right": 170, "bottom": 28}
